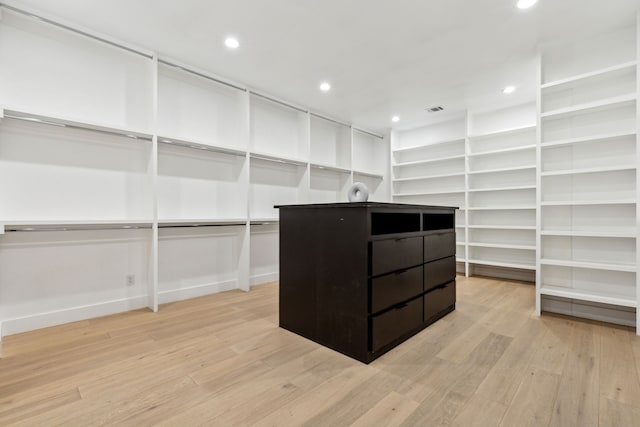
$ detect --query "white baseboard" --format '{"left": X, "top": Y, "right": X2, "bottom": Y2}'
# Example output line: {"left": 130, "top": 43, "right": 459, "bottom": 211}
{"left": 542, "top": 295, "right": 636, "bottom": 328}
{"left": 251, "top": 272, "right": 279, "bottom": 286}
{"left": 469, "top": 265, "right": 535, "bottom": 283}
{"left": 1, "top": 295, "right": 149, "bottom": 337}
{"left": 158, "top": 280, "right": 238, "bottom": 305}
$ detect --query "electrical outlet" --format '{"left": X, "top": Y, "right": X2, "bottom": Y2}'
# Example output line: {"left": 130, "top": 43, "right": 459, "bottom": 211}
{"left": 126, "top": 274, "right": 135, "bottom": 286}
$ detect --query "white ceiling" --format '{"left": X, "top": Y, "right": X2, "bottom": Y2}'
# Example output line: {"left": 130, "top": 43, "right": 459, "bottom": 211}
{"left": 7, "top": 0, "right": 640, "bottom": 133}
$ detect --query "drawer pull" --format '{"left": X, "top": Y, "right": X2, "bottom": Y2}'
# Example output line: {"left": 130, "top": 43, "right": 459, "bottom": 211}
{"left": 394, "top": 268, "right": 408, "bottom": 276}
{"left": 395, "top": 303, "right": 408, "bottom": 310}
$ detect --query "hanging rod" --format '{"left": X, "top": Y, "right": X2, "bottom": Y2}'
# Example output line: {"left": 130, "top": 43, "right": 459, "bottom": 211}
{"left": 0, "top": 3, "right": 153, "bottom": 59}
{"left": 158, "top": 223, "right": 246, "bottom": 229}
{"left": 309, "top": 112, "right": 350, "bottom": 128}
{"left": 250, "top": 152, "right": 307, "bottom": 167}
{"left": 353, "top": 127, "right": 384, "bottom": 140}
{"left": 4, "top": 224, "right": 152, "bottom": 232}
{"left": 310, "top": 163, "right": 351, "bottom": 174}
{"left": 3, "top": 112, "right": 152, "bottom": 141}
{"left": 158, "top": 137, "right": 246, "bottom": 157}
{"left": 158, "top": 59, "right": 247, "bottom": 92}
{"left": 250, "top": 91, "right": 308, "bottom": 114}
{"left": 353, "top": 170, "right": 384, "bottom": 179}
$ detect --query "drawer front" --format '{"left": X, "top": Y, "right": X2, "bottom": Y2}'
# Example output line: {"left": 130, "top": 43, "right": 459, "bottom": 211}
{"left": 424, "top": 256, "right": 456, "bottom": 292}
{"left": 371, "top": 266, "right": 422, "bottom": 313}
{"left": 371, "top": 297, "right": 423, "bottom": 352}
{"left": 424, "top": 281, "right": 456, "bottom": 322}
{"left": 371, "top": 237, "right": 422, "bottom": 276}
{"left": 424, "top": 232, "right": 455, "bottom": 262}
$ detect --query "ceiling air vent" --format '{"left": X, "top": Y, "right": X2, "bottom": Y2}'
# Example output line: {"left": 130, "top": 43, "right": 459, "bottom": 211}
{"left": 425, "top": 106, "right": 444, "bottom": 113}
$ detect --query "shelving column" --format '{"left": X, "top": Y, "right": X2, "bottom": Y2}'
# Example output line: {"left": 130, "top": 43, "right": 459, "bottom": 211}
{"left": 155, "top": 59, "right": 251, "bottom": 300}
{"left": 390, "top": 118, "right": 467, "bottom": 274}
{"left": 0, "top": 4, "right": 157, "bottom": 344}
{"left": 248, "top": 92, "right": 310, "bottom": 286}
{"left": 466, "top": 103, "right": 537, "bottom": 281}
{"left": 537, "top": 24, "right": 638, "bottom": 329}
{"left": 308, "top": 113, "right": 351, "bottom": 203}
{"left": 352, "top": 128, "right": 387, "bottom": 201}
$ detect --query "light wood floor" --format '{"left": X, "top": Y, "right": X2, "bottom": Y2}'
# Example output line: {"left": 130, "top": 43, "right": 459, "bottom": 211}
{"left": 1, "top": 276, "right": 640, "bottom": 426}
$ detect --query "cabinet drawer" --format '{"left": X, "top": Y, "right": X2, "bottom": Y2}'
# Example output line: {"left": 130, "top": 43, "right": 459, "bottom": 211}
{"left": 371, "top": 266, "right": 422, "bottom": 313}
{"left": 371, "top": 297, "right": 423, "bottom": 352}
{"left": 424, "top": 256, "right": 456, "bottom": 292}
{"left": 371, "top": 236, "right": 422, "bottom": 276}
{"left": 424, "top": 281, "right": 456, "bottom": 322}
{"left": 424, "top": 232, "right": 455, "bottom": 262}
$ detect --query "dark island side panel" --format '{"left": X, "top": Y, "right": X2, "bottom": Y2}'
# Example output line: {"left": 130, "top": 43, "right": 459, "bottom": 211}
{"left": 279, "top": 207, "right": 370, "bottom": 361}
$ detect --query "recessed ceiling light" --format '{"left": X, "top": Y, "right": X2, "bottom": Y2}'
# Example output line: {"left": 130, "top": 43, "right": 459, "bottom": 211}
{"left": 392, "top": 116, "right": 400, "bottom": 123}
{"left": 319, "top": 82, "right": 331, "bottom": 92}
{"left": 224, "top": 37, "right": 239, "bottom": 49}
{"left": 503, "top": 85, "right": 516, "bottom": 94}
{"left": 517, "top": 0, "right": 538, "bottom": 9}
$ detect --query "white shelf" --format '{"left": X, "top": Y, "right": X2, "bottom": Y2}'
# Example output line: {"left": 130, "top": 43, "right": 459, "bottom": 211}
{"left": 353, "top": 170, "right": 384, "bottom": 180}
{"left": 249, "top": 218, "right": 280, "bottom": 225}
{"left": 541, "top": 229, "right": 637, "bottom": 238}
{"left": 541, "top": 165, "right": 636, "bottom": 176}
{"left": 541, "top": 61, "right": 638, "bottom": 90}
{"left": 250, "top": 152, "right": 307, "bottom": 167}
{"left": 393, "top": 189, "right": 465, "bottom": 197}
{"left": 468, "top": 165, "right": 536, "bottom": 175}
{"left": 540, "top": 93, "right": 637, "bottom": 119}
{"left": 467, "top": 144, "right": 536, "bottom": 157}
{"left": 468, "top": 225, "right": 536, "bottom": 230}
{"left": 2, "top": 220, "right": 154, "bottom": 232}
{"left": 158, "top": 219, "right": 247, "bottom": 228}
{"left": 540, "top": 200, "right": 636, "bottom": 206}
{"left": 158, "top": 135, "right": 246, "bottom": 157}
{"left": 393, "top": 172, "right": 465, "bottom": 182}
{"left": 310, "top": 163, "right": 351, "bottom": 174}
{"left": 468, "top": 242, "right": 536, "bottom": 250}
{"left": 541, "top": 130, "right": 637, "bottom": 149}
{"left": 540, "top": 258, "right": 636, "bottom": 273}
{"left": 456, "top": 258, "right": 466, "bottom": 263}
{"left": 467, "top": 206, "right": 537, "bottom": 211}
{"left": 392, "top": 137, "right": 465, "bottom": 153}
{"left": 468, "top": 185, "right": 536, "bottom": 193}
{"left": 1, "top": 107, "right": 153, "bottom": 140}
{"left": 540, "top": 285, "right": 636, "bottom": 307}
{"left": 393, "top": 154, "right": 465, "bottom": 167}
{"left": 468, "top": 124, "right": 536, "bottom": 140}
{"left": 467, "top": 259, "right": 536, "bottom": 270}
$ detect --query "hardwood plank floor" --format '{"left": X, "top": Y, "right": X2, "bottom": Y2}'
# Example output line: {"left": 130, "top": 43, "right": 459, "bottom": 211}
{"left": 1, "top": 276, "right": 639, "bottom": 426}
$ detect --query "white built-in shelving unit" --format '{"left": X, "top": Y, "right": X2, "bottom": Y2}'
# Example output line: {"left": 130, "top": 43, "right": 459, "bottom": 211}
{"left": 391, "top": 105, "right": 537, "bottom": 281}
{"left": 537, "top": 23, "right": 639, "bottom": 329}
{"left": 466, "top": 104, "right": 537, "bottom": 279}
{"left": 391, "top": 118, "right": 467, "bottom": 271}
{"left": 0, "top": 4, "right": 389, "bottom": 351}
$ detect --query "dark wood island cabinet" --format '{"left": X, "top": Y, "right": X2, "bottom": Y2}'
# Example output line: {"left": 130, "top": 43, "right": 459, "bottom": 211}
{"left": 276, "top": 202, "right": 458, "bottom": 363}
